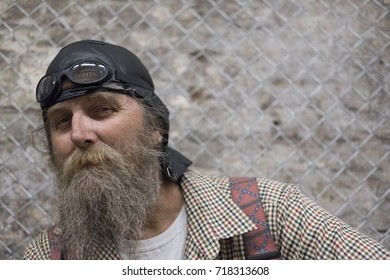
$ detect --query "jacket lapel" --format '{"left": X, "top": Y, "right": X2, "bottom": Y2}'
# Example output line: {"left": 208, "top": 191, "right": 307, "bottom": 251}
{"left": 181, "top": 171, "right": 256, "bottom": 259}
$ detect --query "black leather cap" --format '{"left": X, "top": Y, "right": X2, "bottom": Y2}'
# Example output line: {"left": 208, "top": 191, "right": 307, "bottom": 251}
{"left": 44, "top": 40, "right": 157, "bottom": 107}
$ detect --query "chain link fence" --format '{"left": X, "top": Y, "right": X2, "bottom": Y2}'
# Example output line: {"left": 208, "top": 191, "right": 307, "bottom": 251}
{"left": 0, "top": 0, "right": 389, "bottom": 259}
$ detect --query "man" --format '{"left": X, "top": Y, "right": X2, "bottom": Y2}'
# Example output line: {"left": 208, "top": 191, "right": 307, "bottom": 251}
{"left": 24, "top": 40, "right": 390, "bottom": 260}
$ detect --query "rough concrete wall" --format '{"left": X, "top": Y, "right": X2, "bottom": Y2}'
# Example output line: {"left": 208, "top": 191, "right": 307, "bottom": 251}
{"left": 0, "top": 0, "right": 389, "bottom": 259}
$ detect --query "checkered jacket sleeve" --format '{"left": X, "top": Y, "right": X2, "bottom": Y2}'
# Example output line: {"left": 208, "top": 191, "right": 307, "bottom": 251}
{"left": 257, "top": 178, "right": 390, "bottom": 259}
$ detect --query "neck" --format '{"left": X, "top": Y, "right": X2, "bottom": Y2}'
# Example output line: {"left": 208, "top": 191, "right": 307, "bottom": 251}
{"left": 142, "top": 179, "right": 184, "bottom": 239}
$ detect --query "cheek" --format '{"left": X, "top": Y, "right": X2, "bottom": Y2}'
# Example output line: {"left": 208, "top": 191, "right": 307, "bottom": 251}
{"left": 101, "top": 108, "right": 145, "bottom": 145}
{"left": 50, "top": 134, "right": 74, "bottom": 163}
{"left": 100, "top": 121, "right": 142, "bottom": 148}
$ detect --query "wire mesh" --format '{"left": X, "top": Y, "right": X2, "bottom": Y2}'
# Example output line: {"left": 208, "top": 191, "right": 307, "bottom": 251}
{"left": 0, "top": 0, "right": 389, "bottom": 259}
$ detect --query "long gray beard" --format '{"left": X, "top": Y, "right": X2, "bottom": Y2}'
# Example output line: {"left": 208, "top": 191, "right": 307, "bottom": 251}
{"left": 52, "top": 134, "right": 162, "bottom": 259}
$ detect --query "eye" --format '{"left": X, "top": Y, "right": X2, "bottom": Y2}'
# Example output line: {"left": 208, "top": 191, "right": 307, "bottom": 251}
{"left": 97, "top": 106, "right": 112, "bottom": 113}
{"left": 51, "top": 115, "right": 71, "bottom": 131}
{"left": 90, "top": 105, "right": 115, "bottom": 118}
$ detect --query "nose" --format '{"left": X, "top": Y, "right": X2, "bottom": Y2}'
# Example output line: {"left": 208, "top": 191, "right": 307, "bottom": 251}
{"left": 70, "top": 112, "right": 98, "bottom": 149}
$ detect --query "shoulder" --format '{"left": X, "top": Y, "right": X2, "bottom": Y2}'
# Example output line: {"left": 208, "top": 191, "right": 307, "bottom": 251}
{"left": 23, "top": 230, "right": 51, "bottom": 260}
{"left": 182, "top": 170, "right": 229, "bottom": 184}
{"left": 255, "top": 177, "right": 300, "bottom": 206}
{"left": 181, "top": 170, "right": 301, "bottom": 222}
{"left": 181, "top": 170, "right": 299, "bottom": 209}
{"left": 182, "top": 170, "right": 296, "bottom": 198}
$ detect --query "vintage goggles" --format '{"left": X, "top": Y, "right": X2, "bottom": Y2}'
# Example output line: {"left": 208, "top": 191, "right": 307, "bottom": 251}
{"left": 36, "top": 61, "right": 151, "bottom": 110}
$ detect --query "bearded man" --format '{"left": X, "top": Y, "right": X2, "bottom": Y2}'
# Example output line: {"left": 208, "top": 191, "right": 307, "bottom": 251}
{"left": 24, "top": 40, "right": 390, "bottom": 260}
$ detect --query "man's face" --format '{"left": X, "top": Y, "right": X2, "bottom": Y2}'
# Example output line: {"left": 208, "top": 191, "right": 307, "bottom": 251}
{"left": 46, "top": 91, "right": 145, "bottom": 165}
{"left": 45, "top": 91, "right": 163, "bottom": 259}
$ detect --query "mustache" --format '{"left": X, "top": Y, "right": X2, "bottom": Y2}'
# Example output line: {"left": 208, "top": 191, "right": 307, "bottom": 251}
{"left": 58, "top": 144, "right": 124, "bottom": 180}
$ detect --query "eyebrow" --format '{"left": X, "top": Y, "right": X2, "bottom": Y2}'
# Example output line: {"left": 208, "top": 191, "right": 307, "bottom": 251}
{"left": 46, "top": 92, "right": 123, "bottom": 117}
{"left": 46, "top": 103, "right": 70, "bottom": 120}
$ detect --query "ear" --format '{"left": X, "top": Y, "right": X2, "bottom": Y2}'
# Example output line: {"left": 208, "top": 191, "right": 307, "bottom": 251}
{"left": 152, "top": 130, "right": 163, "bottom": 144}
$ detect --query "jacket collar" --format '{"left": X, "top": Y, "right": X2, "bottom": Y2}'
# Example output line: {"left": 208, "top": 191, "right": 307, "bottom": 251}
{"left": 180, "top": 171, "right": 256, "bottom": 259}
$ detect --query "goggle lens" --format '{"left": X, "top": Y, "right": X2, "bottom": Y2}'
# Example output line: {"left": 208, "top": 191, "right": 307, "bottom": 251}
{"left": 36, "top": 75, "right": 57, "bottom": 103}
{"left": 68, "top": 62, "right": 109, "bottom": 84}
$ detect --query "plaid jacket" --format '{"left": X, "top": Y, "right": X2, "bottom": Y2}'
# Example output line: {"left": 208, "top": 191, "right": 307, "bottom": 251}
{"left": 24, "top": 170, "right": 390, "bottom": 259}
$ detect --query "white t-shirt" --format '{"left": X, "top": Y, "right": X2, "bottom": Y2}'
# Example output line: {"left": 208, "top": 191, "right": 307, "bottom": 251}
{"left": 116, "top": 205, "right": 187, "bottom": 260}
